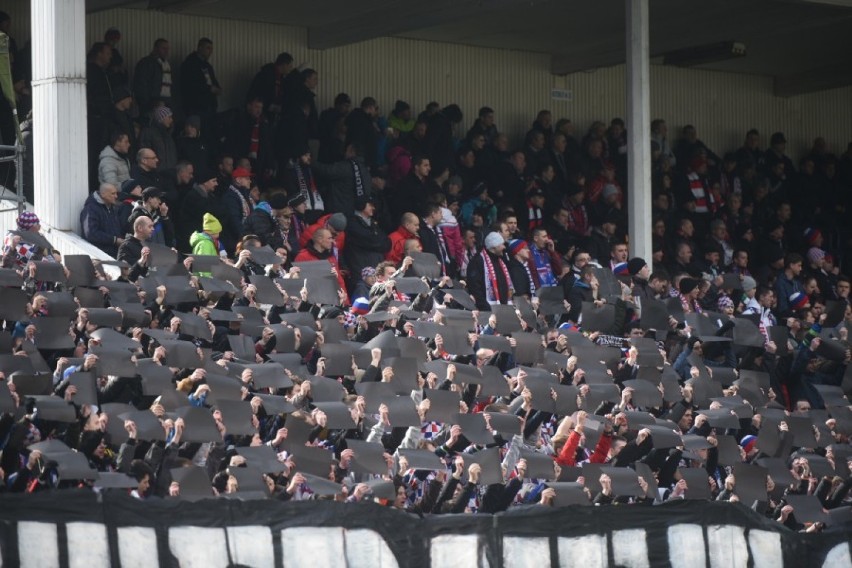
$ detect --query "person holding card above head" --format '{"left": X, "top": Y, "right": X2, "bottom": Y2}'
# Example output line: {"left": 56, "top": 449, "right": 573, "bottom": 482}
{"left": 294, "top": 228, "right": 348, "bottom": 300}
{"left": 117, "top": 216, "right": 153, "bottom": 282}
{"left": 387, "top": 213, "right": 422, "bottom": 265}
{"left": 243, "top": 193, "right": 289, "bottom": 252}
{"left": 2, "top": 211, "right": 57, "bottom": 271}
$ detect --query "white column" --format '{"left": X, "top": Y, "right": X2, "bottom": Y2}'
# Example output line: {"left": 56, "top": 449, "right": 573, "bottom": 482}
{"left": 626, "top": 0, "right": 652, "bottom": 261}
{"left": 31, "top": 0, "right": 89, "bottom": 232}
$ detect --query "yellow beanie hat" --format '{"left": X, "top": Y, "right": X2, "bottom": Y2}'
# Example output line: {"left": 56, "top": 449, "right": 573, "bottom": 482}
{"left": 202, "top": 213, "right": 222, "bottom": 234}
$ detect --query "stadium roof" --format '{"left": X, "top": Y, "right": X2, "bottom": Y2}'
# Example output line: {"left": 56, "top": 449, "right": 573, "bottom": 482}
{"left": 88, "top": 0, "right": 852, "bottom": 96}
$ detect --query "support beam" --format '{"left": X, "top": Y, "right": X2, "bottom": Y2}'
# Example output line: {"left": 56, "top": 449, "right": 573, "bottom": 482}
{"left": 85, "top": 0, "right": 140, "bottom": 13}
{"left": 32, "top": 0, "right": 89, "bottom": 232}
{"left": 309, "top": 0, "right": 537, "bottom": 50}
{"left": 774, "top": 63, "right": 852, "bottom": 97}
{"left": 551, "top": 2, "right": 852, "bottom": 75}
{"left": 626, "top": 0, "right": 652, "bottom": 262}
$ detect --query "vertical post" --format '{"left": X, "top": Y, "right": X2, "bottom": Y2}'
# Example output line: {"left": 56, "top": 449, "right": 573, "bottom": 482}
{"left": 31, "top": 0, "right": 89, "bottom": 232}
{"left": 626, "top": 0, "right": 652, "bottom": 261}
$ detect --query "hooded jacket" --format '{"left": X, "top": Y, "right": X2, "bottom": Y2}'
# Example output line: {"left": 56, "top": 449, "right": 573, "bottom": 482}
{"left": 80, "top": 191, "right": 123, "bottom": 257}
{"left": 127, "top": 200, "right": 176, "bottom": 247}
{"left": 190, "top": 231, "right": 219, "bottom": 257}
{"left": 97, "top": 145, "right": 131, "bottom": 186}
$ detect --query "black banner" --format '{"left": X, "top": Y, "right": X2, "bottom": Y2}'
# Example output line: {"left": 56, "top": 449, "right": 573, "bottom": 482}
{"left": 0, "top": 491, "right": 849, "bottom": 567}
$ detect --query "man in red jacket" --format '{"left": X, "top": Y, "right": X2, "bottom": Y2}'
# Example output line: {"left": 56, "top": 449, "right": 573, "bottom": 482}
{"left": 294, "top": 228, "right": 348, "bottom": 300}
{"left": 386, "top": 212, "right": 421, "bottom": 264}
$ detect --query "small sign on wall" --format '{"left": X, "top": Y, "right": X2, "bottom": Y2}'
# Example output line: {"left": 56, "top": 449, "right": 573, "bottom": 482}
{"left": 551, "top": 88, "right": 573, "bottom": 102}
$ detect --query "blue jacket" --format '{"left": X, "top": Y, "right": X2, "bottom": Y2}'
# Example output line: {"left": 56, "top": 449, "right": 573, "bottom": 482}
{"left": 774, "top": 272, "right": 803, "bottom": 316}
{"left": 80, "top": 191, "right": 123, "bottom": 257}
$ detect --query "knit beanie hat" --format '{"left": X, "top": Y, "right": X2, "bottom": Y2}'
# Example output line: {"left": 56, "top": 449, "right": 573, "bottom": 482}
{"left": 806, "top": 247, "right": 826, "bottom": 266}
{"left": 154, "top": 105, "right": 173, "bottom": 123}
{"left": 327, "top": 213, "right": 347, "bottom": 232}
{"left": 717, "top": 295, "right": 734, "bottom": 311}
{"left": 740, "top": 435, "right": 757, "bottom": 454}
{"left": 202, "top": 213, "right": 222, "bottom": 234}
{"left": 741, "top": 276, "right": 757, "bottom": 292}
{"left": 361, "top": 266, "right": 377, "bottom": 280}
{"left": 507, "top": 239, "right": 527, "bottom": 256}
{"left": 789, "top": 292, "right": 809, "bottom": 311}
{"left": 16, "top": 211, "right": 40, "bottom": 231}
{"left": 679, "top": 277, "right": 700, "bottom": 294}
{"left": 602, "top": 184, "right": 619, "bottom": 200}
{"left": 484, "top": 232, "right": 504, "bottom": 250}
{"left": 803, "top": 227, "right": 822, "bottom": 246}
{"left": 627, "top": 257, "right": 647, "bottom": 276}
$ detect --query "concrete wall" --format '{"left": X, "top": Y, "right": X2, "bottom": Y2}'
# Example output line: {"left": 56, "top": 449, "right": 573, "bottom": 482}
{"left": 3, "top": 1, "right": 851, "bottom": 161}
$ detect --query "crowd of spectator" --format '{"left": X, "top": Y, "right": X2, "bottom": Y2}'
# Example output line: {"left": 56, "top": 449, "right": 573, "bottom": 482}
{"left": 0, "top": 15, "right": 852, "bottom": 533}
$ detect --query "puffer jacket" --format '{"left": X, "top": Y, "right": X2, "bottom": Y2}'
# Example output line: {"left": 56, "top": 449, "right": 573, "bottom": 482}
{"left": 97, "top": 145, "right": 131, "bottom": 186}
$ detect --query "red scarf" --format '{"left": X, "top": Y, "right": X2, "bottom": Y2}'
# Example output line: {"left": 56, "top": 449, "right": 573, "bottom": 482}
{"left": 249, "top": 120, "right": 260, "bottom": 159}
{"left": 481, "top": 250, "right": 512, "bottom": 303}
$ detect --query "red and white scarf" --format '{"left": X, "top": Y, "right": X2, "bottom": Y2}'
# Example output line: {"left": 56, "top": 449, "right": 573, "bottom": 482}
{"left": 481, "top": 250, "right": 512, "bottom": 305}
{"left": 687, "top": 171, "right": 709, "bottom": 213}
{"left": 296, "top": 164, "right": 324, "bottom": 211}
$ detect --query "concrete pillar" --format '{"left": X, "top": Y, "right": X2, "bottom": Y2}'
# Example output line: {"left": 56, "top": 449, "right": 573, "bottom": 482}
{"left": 625, "top": 0, "right": 652, "bottom": 261}
{"left": 31, "top": 0, "right": 89, "bottom": 232}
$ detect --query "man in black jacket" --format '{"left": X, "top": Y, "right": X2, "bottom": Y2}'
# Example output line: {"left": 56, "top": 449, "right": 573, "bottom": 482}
{"left": 467, "top": 232, "right": 512, "bottom": 311}
{"left": 132, "top": 38, "right": 172, "bottom": 116}
{"left": 507, "top": 239, "right": 535, "bottom": 298}
{"left": 313, "top": 144, "right": 371, "bottom": 214}
{"left": 419, "top": 203, "right": 456, "bottom": 278}
{"left": 246, "top": 52, "right": 294, "bottom": 119}
{"left": 344, "top": 197, "right": 390, "bottom": 289}
{"left": 127, "top": 186, "right": 176, "bottom": 248}
{"left": 345, "top": 97, "right": 379, "bottom": 170}
{"left": 180, "top": 38, "right": 220, "bottom": 144}
{"left": 223, "top": 97, "right": 275, "bottom": 176}
{"left": 243, "top": 193, "right": 288, "bottom": 251}
{"left": 117, "top": 216, "right": 153, "bottom": 282}
{"left": 393, "top": 156, "right": 431, "bottom": 221}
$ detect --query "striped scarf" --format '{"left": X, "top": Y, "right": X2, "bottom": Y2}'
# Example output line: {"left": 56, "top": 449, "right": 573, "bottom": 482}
{"left": 529, "top": 245, "right": 557, "bottom": 288}
{"left": 687, "top": 171, "right": 709, "bottom": 213}
{"left": 526, "top": 200, "right": 543, "bottom": 231}
{"left": 481, "top": 250, "right": 512, "bottom": 305}
{"left": 296, "top": 164, "right": 324, "bottom": 211}
{"left": 229, "top": 185, "right": 251, "bottom": 219}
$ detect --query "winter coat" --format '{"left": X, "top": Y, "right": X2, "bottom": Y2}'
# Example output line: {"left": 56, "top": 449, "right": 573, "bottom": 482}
{"left": 243, "top": 206, "right": 284, "bottom": 251}
{"left": 133, "top": 54, "right": 169, "bottom": 112}
{"left": 179, "top": 52, "right": 219, "bottom": 115}
{"left": 294, "top": 243, "right": 348, "bottom": 298}
{"left": 139, "top": 122, "right": 178, "bottom": 172}
{"left": 127, "top": 201, "right": 176, "bottom": 247}
{"left": 313, "top": 157, "right": 372, "bottom": 215}
{"left": 116, "top": 236, "right": 149, "bottom": 282}
{"left": 345, "top": 108, "right": 378, "bottom": 169}
{"left": 190, "top": 231, "right": 219, "bottom": 257}
{"left": 80, "top": 191, "right": 123, "bottom": 257}
{"left": 98, "top": 146, "right": 131, "bottom": 186}
{"left": 344, "top": 213, "right": 390, "bottom": 282}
